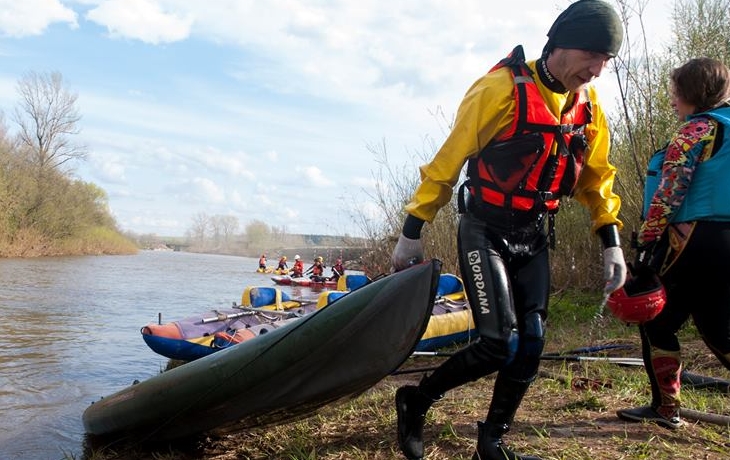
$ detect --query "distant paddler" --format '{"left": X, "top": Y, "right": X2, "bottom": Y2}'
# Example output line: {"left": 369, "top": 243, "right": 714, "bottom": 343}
{"left": 275, "top": 255, "right": 289, "bottom": 274}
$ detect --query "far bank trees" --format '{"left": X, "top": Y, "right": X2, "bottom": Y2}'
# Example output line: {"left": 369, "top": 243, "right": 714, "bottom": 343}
{"left": 0, "top": 71, "right": 135, "bottom": 257}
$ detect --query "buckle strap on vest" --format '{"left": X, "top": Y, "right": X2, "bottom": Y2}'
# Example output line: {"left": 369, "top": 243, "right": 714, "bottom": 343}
{"left": 458, "top": 181, "right": 469, "bottom": 214}
{"left": 547, "top": 211, "right": 556, "bottom": 250}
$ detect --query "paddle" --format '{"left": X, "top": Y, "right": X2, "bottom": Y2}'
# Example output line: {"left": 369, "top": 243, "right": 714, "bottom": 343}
{"left": 540, "top": 355, "right": 644, "bottom": 366}
{"left": 410, "top": 351, "right": 643, "bottom": 365}
{"left": 201, "top": 306, "right": 302, "bottom": 324}
{"left": 433, "top": 296, "right": 461, "bottom": 304}
{"left": 407, "top": 351, "right": 730, "bottom": 388}
{"left": 541, "top": 344, "right": 635, "bottom": 356}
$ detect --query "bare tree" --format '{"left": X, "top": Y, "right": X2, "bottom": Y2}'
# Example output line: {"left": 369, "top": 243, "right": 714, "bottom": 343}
{"left": 670, "top": 0, "right": 730, "bottom": 64}
{"left": 209, "top": 215, "right": 223, "bottom": 247}
{"left": 13, "top": 71, "right": 87, "bottom": 173}
{"left": 350, "top": 134, "right": 461, "bottom": 276}
{"left": 217, "top": 215, "right": 239, "bottom": 245}
{"left": 188, "top": 212, "right": 210, "bottom": 247}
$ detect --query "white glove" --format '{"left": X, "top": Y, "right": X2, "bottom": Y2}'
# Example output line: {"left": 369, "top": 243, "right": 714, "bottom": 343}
{"left": 603, "top": 246, "right": 627, "bottom": 294}
{"left": 391, "top": 234, "right": 424, "bottom": 272}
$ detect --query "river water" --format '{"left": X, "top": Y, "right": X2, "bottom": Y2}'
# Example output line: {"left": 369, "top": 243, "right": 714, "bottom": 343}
{"left": 0, "top": 250, "right": 306, "bottom": 460}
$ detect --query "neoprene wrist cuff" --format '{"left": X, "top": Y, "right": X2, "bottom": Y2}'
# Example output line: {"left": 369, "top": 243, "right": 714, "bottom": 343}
{"left": 402, "top": 214, "right": 425, "bottom": 239}
{"left": 597, "top": 224, "right": 620, "bottom": 249}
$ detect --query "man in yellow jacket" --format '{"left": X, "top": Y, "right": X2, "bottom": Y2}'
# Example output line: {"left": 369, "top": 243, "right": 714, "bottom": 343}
{"left": 390, "top": 1, "right": 627, "bottom": 459}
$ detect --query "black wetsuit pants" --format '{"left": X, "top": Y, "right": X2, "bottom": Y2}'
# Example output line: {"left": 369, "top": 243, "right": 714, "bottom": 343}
{"left": 643, "top": 221, "right": 730, "bottom": 369}
{"left": 420, "top": 213, "right": 549, "bottom": 416}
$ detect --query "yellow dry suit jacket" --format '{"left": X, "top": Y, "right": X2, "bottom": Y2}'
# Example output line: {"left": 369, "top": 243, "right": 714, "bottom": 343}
{"left": 404, "top": 51, "right": 622, "bottom": 234}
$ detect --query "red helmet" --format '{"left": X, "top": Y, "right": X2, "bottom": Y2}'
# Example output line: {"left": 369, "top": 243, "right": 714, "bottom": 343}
{"left": 607, "top": 272, "right": 666, "bottom": 324}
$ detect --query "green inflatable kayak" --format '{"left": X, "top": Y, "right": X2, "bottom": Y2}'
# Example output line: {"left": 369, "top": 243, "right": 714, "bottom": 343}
{"left": 83, "top": 259, "right": 442, "bottom": 441}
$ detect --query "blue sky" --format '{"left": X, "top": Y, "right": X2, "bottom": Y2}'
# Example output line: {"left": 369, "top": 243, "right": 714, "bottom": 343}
{"left": 0, "top": 0, "right": 671, "bottom": 237}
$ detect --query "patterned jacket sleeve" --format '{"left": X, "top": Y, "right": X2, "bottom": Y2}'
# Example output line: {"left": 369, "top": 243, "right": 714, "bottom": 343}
{"left": 638, "top": 117, "right": 714, "bottom": 244}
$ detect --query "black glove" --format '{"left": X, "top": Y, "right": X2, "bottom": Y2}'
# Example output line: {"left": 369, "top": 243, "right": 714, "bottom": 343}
{"left": 632, "top": 240, "right": 657, "bottom": 271}
{"left": 624, "top": 263, "right": 661, "bottom": 297}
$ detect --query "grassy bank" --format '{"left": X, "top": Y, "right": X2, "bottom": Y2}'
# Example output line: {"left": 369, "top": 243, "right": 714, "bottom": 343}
{"left": 79, "top": 291, "right": 730, "bottom": 460}
{"left": 0, "top": 226, "right": 137, "bottom": 257}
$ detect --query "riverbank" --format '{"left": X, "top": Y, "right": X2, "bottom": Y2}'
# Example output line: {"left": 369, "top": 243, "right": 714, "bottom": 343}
{"left": 0, "top": 226, "right": 138, "bottom": 257}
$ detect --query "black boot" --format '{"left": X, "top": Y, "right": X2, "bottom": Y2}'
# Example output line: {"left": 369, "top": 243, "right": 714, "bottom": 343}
{"left": 395, "top": 384, "right": 440, "bottom": 460}
{"left": 472, "top": 421, "right": 542, "bottom": 460}
{"left": 395, "top": 347, "right": 482, "bottom": 460}
{"left": 473, "top": 373, "right": 541, "bottom": 460}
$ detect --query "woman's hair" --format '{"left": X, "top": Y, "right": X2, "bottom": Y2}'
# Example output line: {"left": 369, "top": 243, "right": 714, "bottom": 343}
{"left": 671, "top": 57, "right": 730, "bottom": 112}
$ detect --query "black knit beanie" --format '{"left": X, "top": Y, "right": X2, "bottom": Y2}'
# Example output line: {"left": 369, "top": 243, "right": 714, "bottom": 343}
{"left": 542, "top": 0, "right": 623, "bottom": 58}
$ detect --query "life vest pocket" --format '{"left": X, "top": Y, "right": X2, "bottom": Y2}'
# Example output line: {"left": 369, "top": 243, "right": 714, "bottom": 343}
{"left": 558, "top": 134, "right": 588, "bottom": 196}
{"left": 478, "top": 132, "right": 545, "bottom": 193}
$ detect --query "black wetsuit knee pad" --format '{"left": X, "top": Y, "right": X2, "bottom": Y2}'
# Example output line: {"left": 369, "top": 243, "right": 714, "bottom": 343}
{"left": 503, "top": 312, "right": 545, "bottom": 381}
{"left": 470, "top": 331, "right": 519, "bottom": 367}
{"left": 523, "top": 311, "right": 545, "bottom": 357}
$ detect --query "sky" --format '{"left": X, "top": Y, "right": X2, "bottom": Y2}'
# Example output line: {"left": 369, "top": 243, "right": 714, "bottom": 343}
{"left": 0, "top": 0, "right": 674, "bottom": 237}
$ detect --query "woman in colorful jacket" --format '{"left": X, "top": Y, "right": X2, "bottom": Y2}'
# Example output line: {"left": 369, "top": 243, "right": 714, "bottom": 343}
{"left": 616, "top": 57, "right": 730, "bottom": 429}
{"left": 389, "top": 1, "right": 627, "bottom": 459}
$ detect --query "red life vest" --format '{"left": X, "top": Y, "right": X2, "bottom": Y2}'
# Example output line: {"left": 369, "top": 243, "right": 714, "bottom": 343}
{"left": 466, "top": 45, "right": 590, "bottom": 217}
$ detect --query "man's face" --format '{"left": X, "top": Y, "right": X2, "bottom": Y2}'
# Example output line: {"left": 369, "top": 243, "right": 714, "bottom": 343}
{"left": 550, "top": 48, "right": 613, "bottom": 92}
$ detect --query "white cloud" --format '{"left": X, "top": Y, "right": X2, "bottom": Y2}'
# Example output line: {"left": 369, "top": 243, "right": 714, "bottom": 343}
{"left": 74, "top": 1, "right": 551, "bottom": 112}
{"left": 188, "top": 177, "right": 226, "bottom": 203}
{"left": 86, "top": 0, "right": 194, "bottom": 44}
{"left": 297, "top": 165, "right": 334, "bottom": 188}
{"left": 350, "top": 176, "right": 377, "bottom": 190}
{"left": 265, "top": 150, "right": 278, "bottom": 162}
{"left": 197, "top": 147, "right": 256, "bottom": 180}
{"left": 126, "top": 213, "right": 182, "bottom": 234}
{"left": 90, "top": 152, "right": 127, "bottom": 183}
{"left": 252, "top": 191, "right": 274, "bottom": 207}
{"left": 283, "top": 207, "right": 299, "bottom": 221}
{"left": 0, "top": 0, "right": 77, "bottom": 37}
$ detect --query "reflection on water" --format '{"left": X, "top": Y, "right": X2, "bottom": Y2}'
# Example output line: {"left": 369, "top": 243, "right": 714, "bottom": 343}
{"left": 0, "top": 251, "right": 270, "bottom": 459}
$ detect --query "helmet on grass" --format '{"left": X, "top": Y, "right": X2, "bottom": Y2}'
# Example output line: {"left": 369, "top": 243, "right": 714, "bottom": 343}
{"left": 607, "top": 272, "right": 666, "bottom": 324}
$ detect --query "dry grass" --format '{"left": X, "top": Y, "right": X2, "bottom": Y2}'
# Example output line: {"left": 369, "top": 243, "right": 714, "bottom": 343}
{"left": 193, "top": 344, "right": 730, "bottom": 460}
{"left": 0, "top": 226, "right": 137, "bottom": 257}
